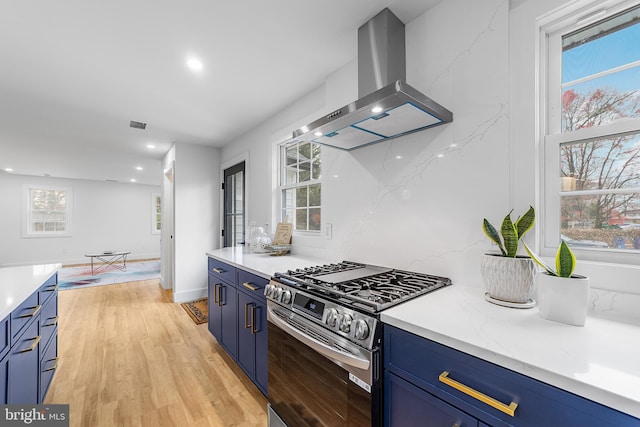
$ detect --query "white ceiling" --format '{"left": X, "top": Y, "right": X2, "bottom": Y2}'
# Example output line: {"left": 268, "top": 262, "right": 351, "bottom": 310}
{"left": 0, "top": 0, "right": 441, "bottom": 185}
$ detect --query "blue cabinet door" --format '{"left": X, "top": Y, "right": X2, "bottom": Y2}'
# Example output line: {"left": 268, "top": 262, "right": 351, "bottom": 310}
{"left": 8, "top": 319, "right": 40, "bottom": 404}
{"left": 385, "top": 370, "right": 478, "bottom": 427}
{"left": 237, "top": 291, "right": 256, "bottom": 379}
{"left": 207, "top": 276, "right": 220, "bottom": 338}
{"left": 0, "top": 354, "right": 7, "bottom": 404}
{"left": 219, "top": 283, "right": 238, "bottom": 359}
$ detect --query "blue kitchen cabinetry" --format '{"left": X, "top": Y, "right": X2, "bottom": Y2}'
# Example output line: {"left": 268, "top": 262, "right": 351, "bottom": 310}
{"left": 236, "top": 269, "right": 268, "bottom": 396}
{"left": 2, "top": 273, "right": 58, "bottom": 404}
{"left": 384, "top": 325, "right": 639, "bottom": 427}
{"left": 208, "top": 258, "right": 238, "bottom": 359}
{"left": 207, "top": 258, "right": 268, "bottom": 396}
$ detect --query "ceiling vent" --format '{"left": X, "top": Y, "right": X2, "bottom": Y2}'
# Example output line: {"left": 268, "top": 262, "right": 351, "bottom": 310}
{"left": 129, "top": 121, "right": 147, "bottom": 130}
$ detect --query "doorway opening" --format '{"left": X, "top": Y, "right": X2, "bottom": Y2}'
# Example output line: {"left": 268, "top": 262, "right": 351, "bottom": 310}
{"left": 223, "top": 161, "right": 245, "bottom": 247}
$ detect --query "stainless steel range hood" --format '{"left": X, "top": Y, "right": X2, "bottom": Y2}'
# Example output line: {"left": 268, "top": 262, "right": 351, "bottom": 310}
{"left": 291, "top": 8, "right": 453, "bottom": 151}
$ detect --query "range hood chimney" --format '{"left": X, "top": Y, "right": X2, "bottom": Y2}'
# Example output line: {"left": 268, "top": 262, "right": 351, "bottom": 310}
{"left": 291, "top": 8, "right": 453, "bottom": 151}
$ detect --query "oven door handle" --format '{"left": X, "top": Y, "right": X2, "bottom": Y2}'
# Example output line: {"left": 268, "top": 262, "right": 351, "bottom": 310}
{"left": 267, "top": 306, "right": 370, "bottom": 371}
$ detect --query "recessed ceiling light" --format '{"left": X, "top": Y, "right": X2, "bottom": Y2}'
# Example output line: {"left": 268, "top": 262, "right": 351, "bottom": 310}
{"left": 300, "top": 126, "right": 309, "bottom": 133}
{"left": 187, "top": 57, "right": 203, "bottom": 71}
{"left": 4, "top": 168, "right": 13, "bottom": 172}
{"left": 371, "top": 106, "right": 383, "bottom": 114}
{"left": 147, "top": 144, "right": 155, "bottom": 149}
{"left": 136, "top": 166, "right": 143, "bottom": 171}
{"left": 437, "top": 154, "right": 444, "bottom": 158}
{"left": 130, "top": 178, "right": 137, "bottom": 183}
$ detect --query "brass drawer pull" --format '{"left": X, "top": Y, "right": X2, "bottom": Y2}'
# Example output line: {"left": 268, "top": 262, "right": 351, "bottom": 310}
{"left": 251, "top": 305, "right": 258, "bottom": 334}
{"left": 44, "top": 357, "right": 59, "bottom": 372}
{"left": 18, "top": 336, "right": 42, "bottom": 353}
{"left": 244, "top": 303, "right": 252, "bottom": 329}
{"left": 439, "top": 371, "right": 518, "bottom": 417}
{"left": 44, "top": 316, "right": 59, "bottom": 327}
{"left": 242, "top": 282, "right": 259, "bottom": 291}
{"left": 18, "top": 305, "right": 42, "bottom": 318}
{"left": 45, "top": 284, "right": 59, "bottom": 292}
{"left": 212, "top": 268, "right": 226, "bottom": 274}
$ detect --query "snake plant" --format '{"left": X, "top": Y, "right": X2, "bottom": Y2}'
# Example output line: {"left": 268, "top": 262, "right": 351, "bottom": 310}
{"left": 482, "top": 206, "right": 535, "bottom": 257}
{"left": 524, "top": 240, "right": 576, "bottom": 278}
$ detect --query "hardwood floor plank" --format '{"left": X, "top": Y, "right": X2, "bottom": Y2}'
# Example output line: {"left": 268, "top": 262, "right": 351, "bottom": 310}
{"left": 45, "top": 279, "right": 268, "bottom": 427}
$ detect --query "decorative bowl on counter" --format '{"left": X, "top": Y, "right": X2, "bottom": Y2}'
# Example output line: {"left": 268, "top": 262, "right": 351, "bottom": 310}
{"left": 266, "top": 244, "right": 291, "bottom": 256}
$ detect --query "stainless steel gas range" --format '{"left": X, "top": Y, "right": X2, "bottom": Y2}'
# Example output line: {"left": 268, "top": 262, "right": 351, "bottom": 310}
{"left": 265, "top": 261, "right": 451, "bottom": 427}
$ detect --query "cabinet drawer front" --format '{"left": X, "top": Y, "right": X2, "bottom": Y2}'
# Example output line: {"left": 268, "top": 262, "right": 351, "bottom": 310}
{"left": 0, "top": 316, "right": 9, "bottom": 361}
{"left": 8, "top": 319, "right": 40, "bottom": 404}
{"left": 10, "top": 291, "right": 40, "bottom": 346}
{"left": 385, "top": 371, "right": 478, "bottom": 427}
{"left": 40, "top": 332, "right": 58, "bottom": 403}
{"left": 237, "top": 269, "right": 268, "bottom": 300}
{"left": 384, "top": 325, "right": 638, "bottom": 427}
{"left": 38, "top": 273, "right": 58, "bottom": 305}
{"left": 39, "top": 293, "right": 58, "bottom": 358}
{"left": 208, "top": 258, "right": 236, "bottom": 284}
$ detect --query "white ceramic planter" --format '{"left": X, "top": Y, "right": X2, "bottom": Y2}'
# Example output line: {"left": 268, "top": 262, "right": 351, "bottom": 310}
{"left": 537, "top": 273, "right": 590, "bottom": 326}
{"left": 480, "top": 254, "right": 537, "bottom": 305}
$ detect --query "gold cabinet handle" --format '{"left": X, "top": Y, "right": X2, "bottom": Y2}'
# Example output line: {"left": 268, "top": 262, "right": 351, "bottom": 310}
{"left": 439, "top": 371, "right": 518, "bottom": 417}
{"left": 242, "top": 282, "right": 259, "bottom": 291}
{"left": 44, "top": 316, "right": 59, "bottom": 327}
{"left": 44, "top": 357, "right": 59, "bottom": 372}
{"left": 212, "top": 268, "right": 226, "bottom": 274}
{"left": 217, "top": 285, "right": 223, "bottom": 307}
{"left": 244, "top": 303, "right": 252, "bottom": 329}
{"left": 45, "top": 284, "right": 59, "bottom": 292}
{"left": 18, "top": 305, "right": 42, "bottom": 318}
{"left": 213, "top": 284, "right": 220, "bottom": 305}
{"left": 18, "top": 335, "right": 41, "bottom": 353}
{"left": 251, "top": 305, "right": 259, "bottom": 334}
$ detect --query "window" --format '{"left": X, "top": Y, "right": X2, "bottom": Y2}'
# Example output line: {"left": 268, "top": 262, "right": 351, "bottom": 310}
{"left": 280, "top": 140, "right": 321, "bottom": 231}
{"left": 24, "top": 185, "right": 73, "bottom": 237}
{"left": 152, "top": 192, "right": 161, "bottom": 234}
{"left": 542, "top": 1, "right": 640, "bottom": 265}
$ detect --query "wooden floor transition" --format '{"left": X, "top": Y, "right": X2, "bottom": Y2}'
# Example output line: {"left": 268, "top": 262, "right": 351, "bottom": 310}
{"left": 44, "top": 279, "right": 268, "bottom": 427}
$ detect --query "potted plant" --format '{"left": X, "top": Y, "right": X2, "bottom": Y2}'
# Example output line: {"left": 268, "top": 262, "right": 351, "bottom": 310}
{"left": 481, "top": 206, "right": 537, "bottom": 307}
{"left": 524, "top": 240, "right": 589, "bottom": 326}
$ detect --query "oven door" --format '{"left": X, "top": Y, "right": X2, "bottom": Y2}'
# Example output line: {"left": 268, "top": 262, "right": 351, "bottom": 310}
{"left": 267, "top": 301, "right": 381, "bottom": 427}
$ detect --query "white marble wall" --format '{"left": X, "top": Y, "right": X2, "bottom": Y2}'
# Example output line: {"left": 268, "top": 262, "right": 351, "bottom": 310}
{"left": 311, "top": 0, "right": 511, "bottom": 287}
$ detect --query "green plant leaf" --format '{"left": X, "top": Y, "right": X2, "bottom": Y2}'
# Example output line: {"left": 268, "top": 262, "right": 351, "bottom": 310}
{"left": 482, "top": 219, "right": 506, "bottom": 256}
{"left": 556, "top": 240, "right": 576, "bottom": 278}
{"left": 501, "top": 212, "right": 518, "bottom": 257}
{"left": 523, "top": 242, "right": 556, "bottom": 275}
{"left": 515, "top": 206, "right": 535, "bottom": 239}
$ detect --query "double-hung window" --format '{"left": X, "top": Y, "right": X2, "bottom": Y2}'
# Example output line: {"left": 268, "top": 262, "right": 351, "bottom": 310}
{"left": 542, "top": 1, "right": 640, "bottom": 266}
{"left": 280, "top": 140, "right": 322, "bottom": 232}
{"left": 24, "top": 185, "right": 73, "bottom": 237}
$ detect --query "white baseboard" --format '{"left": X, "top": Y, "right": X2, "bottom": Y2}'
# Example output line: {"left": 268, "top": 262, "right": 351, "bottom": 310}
{"left": 172, "top": 287, "right": 207, "bottom": 303}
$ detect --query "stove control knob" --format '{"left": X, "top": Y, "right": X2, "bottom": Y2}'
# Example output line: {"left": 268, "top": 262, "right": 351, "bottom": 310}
{"left": 339, "top": 313, "right": 353, "bottom": 333}
{"left": 325, "top": 308, "right": 339, "bottom": 327}
{"left": 353, "top": 319, "right": 369, "bottom": 340}
{"left": 273, "top": 287, "right": 283, "bottom": 301}
{"left": 264, "top": 284, "right": 274, "bottom": 298}
{"left": 280, "top": 290, "right": 292, "bottom": 304}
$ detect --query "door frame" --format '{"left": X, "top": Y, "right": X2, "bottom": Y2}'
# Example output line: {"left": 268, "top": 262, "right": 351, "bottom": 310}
{"left": 220, "top": 152, "right": 249, "bottom": 248}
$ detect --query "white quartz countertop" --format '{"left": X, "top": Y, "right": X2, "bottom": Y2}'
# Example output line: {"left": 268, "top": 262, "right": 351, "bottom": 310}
{"left": 381, "top": 285, "right": 640, "bottom": 419}
{"left": 0, "top": 263, "right": 61, "bottom": 320}
{"left": 206, "top": 248, "right": 640, "bottom": 419}
{"left": 206, "top": 247, "right": 325, "bottom": 280}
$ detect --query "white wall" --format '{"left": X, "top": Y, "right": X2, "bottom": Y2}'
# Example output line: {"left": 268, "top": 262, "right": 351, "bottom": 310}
{"left": 221, "top": 0, "right": 510, "bottom": 287}
{"left": 169, "top": 142, "right": 220, "bottom": 302}
{"left": 0, "top": 173, "right": 161, "bottom": 266}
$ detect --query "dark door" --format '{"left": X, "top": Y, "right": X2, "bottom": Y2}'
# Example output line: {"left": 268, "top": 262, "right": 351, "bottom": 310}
{"left": 223, "top": 162, "right": 245, "bottom": 247}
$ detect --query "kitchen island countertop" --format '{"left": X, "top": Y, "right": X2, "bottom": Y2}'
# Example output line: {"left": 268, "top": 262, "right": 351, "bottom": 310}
{"left": 206, "top": 248, "right": 640, "bottom": 419}
{"left": 0, "top": 263, "right": 61, "bottom": 320}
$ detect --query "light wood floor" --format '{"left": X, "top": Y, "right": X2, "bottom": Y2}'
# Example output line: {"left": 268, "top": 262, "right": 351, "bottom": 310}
{"left": 44, "top": 279, "right": 268, "bottom": 427}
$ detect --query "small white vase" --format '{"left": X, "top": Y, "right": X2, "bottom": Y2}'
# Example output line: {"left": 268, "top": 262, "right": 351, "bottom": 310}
{"left": 480, "top": 254, "right": 537, "bottom": 304}
{"left": 537, "top": 273, "right": 589, "bottom": 326}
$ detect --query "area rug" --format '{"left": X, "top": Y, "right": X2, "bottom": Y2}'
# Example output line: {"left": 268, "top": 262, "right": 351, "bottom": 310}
{"left": 181, "top": 298, "right": 208, "bottom": 324}
{"left": 58, "top": 259, "right": 161, "bottom": 290}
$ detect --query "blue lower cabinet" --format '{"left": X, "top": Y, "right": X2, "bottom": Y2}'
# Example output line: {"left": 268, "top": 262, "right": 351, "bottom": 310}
{"left": 0, "top": 354, "right": 7, "bottom": 404}
{"left": 40, "top": 333, "right": 58, "bottom": 403}
{"left": 8, "top": 319, "right": 41, "bottom": 404}
{"left": 208, "top": 275, "right": 238, "bottom": 359}
{"left": 384, "top": 325, "right": 640, "bottom": 427}
{"left": 385, "top": 370, "right": 478, "bottom": 427}
{"left": 237, "top": 290, "right": 267, "bottom": 395}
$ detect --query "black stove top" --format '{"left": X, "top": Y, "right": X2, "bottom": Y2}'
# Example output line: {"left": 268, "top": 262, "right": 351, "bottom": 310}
{"left": 273, "top": 261, "right": 451, "bottom": 313}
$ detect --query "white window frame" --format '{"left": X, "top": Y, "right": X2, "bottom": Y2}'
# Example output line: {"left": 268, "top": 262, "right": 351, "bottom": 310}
{"left": 23, "top": 184, "right": 73, "bottom": 237}
{"left": 279, "top": 139, "right": 322, "bottom": 234}
{"left": 538, "top": 0, "right": 640, "bottom": 293}
{"left": 152, "top": 192, "right": 161, "bottom": 235}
